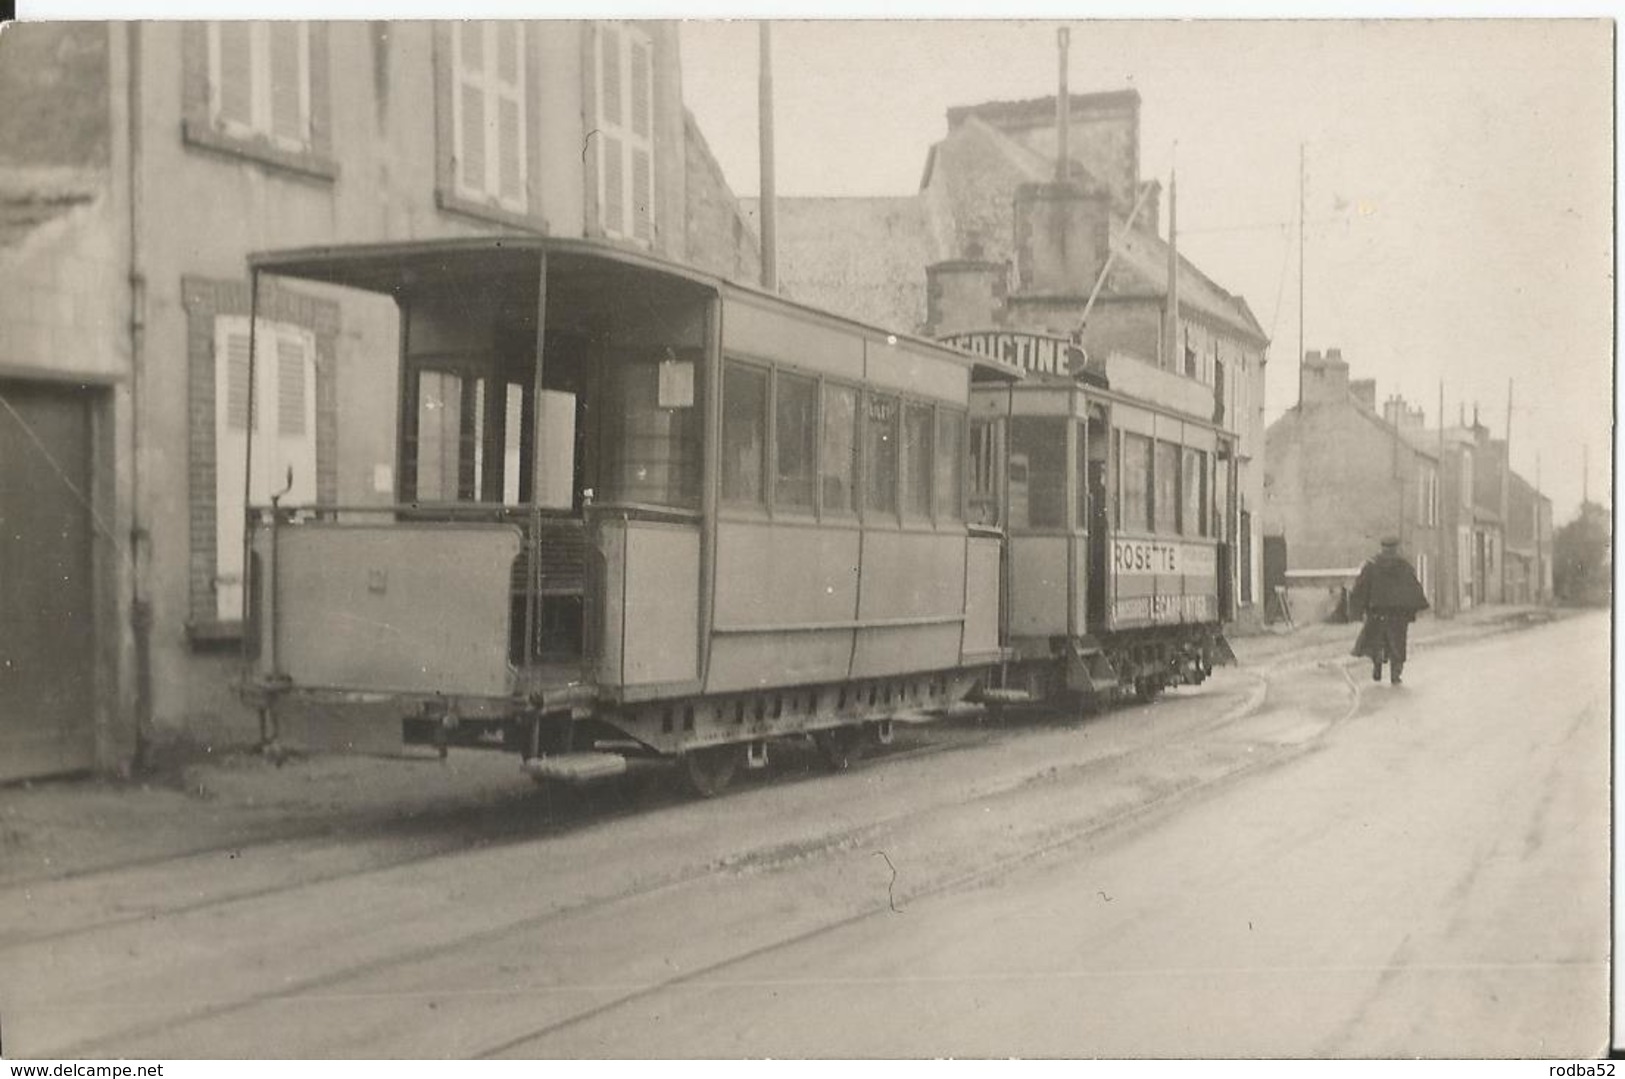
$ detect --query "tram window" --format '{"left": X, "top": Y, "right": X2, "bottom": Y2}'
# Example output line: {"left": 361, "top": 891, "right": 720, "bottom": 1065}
{"left": 1076, "top": 421, "right": 1089, "bottom": 529}
{"left": 935, "top": 409, "right": 965, "bottom": 522}
{"left": 721, "top": 360, "right": 768, "bottom": 505}
{"left": 412, "top": 370, "right": 469, "bottom": 502}
{"left": 502, "top": 384, "right": 524, "bottom": 504}
{"left": 601, "top": 349, "right": 702, "bottom": 510}
{"left": 1154, "top": 440, "right": 1180, "bottom": 533}
{"left": 820, "top": 383, "right": 858, "bottom": 514}
{"left": 901, "top": 401, "right": 933, "bottom": 519}
{"left": 968, "top": 419, "right": 997, "bottom": 525}
{"left": 863, "top": 392, "right": 899, "bottom": 516}
{"left": 1008, "top": 416, "right": 1066, "bottom": 529}
{"left": 1183, "top": 447, "right": 1207, "bottom": 537}
{"left": 774, "top": 371, "right": 816, "bottom": 512}
{"left": 1122, "top": 431, "right": 1153, "bottom": 533}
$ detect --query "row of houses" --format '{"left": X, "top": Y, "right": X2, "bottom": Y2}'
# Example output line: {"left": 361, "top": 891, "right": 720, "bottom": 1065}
{"left": 1263, "top": 348, "right": 1553, "bottom": 623}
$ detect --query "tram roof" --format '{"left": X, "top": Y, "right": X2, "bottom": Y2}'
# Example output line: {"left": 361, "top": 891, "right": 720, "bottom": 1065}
{"left": 248, "top": 236, "right": 1022, "bottom": 383}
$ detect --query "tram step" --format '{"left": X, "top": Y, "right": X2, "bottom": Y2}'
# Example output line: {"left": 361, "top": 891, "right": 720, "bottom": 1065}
{"left": 976, "top": 688, "right": 1037, "bottom": 705}
{"left": 522, "top": 752, "right": 628, "bottom": 785}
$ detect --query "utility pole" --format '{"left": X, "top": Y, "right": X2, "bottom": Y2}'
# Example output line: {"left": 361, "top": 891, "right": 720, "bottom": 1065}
{"left": 758, "top": 21, "right": 777, "bottom": 292}
{"left": 1296, "top": 142, "right": 1305, "bottom": 408}
{"left": 1438, "top": 379, "right": 1446, "bottom": 614}
{"left": 1502, "top": 378, "right": 1512, "bottom": 602}
{"left": 1056, "top": 28, "right": 1070, "bottom": 184}
{"left": 1536, "top": 450, "right": 1545, "bottom": 603}
{"left": 1165, "top": 166, "right": 1179, "bottom": 372}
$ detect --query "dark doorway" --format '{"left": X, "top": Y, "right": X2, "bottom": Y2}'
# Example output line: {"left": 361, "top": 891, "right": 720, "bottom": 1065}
{"left": 0, "top": 380, "right": 98, "bottom": 780}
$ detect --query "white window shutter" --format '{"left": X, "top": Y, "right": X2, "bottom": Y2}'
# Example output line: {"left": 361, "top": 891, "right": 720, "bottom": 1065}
{"left": 597, "top": 22, "right": 654, "bottom": 244}
{"left": 276, "top": 335, "right": 307, "bottom": 436}
{"left": 214, "top": 318, "right": 253, "bottom": 621}
{"left": 498, "top": 97, "right": 522, "bottom": 203}
{"left": 217, "top": 23, "right": 253, "bottom": 128}
{"left": 602, "top": 135, "right": 624, "bottom": 234}
{"left": 271, "top": 328, "right": 318, "bottom": 507}
{"left": 631, "top": 147, "right": 651, "bottom": 242}
{"left": 630, "top": 40, "right": 650, "bottom": 138}
{"left": 268, "top": 22, "right": 303, "bottom": 142}
{"left": 213, "top": 318, "right": 317, "bottom": 622}
{"left": 600, "top": 25, "right": 622, "bottom": 127}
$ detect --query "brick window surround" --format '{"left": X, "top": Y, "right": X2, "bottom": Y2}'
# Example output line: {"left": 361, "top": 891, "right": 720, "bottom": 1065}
{"left": 432, "top": 22, "right": 548, "bottom": 233}
{"left": 181, "top": 22, "right": 338, "bottom": 183}
{"left": 183, "top": 276, "right": 338, "bottom": 641}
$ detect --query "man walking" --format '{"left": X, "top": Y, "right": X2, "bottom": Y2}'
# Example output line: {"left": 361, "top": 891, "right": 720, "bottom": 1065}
{"left": 1349, "top": 536, "right": 1430, "bottom": 684}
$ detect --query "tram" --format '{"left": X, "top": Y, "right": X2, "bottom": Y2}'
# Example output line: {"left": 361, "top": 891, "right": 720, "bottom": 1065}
{"left": 239, "top": 237, "right": 1020, "bottom": 795}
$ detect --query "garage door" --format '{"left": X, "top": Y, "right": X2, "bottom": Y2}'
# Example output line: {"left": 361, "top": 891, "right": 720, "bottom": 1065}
{"left": 0, "top": 380, "right": 97, "bottom": 780}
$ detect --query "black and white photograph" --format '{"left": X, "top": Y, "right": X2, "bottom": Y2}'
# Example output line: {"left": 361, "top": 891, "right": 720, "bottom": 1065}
{"left": 0, "top": 9, "right": 1613, "bottom": 1063}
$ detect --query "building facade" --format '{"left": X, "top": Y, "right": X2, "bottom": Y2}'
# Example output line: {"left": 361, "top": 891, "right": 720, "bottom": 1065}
{"left": 0, "top": 21, "right": 759, "bottom": 778}
{"left": 1263, "top": 349, "right": 1550, "bottom": 623}
{"left": 1263, "top": 350, "right": 1443, "bottom": 616}
{"left": 754, "top": 91, "right": 1270, "bottom": 623}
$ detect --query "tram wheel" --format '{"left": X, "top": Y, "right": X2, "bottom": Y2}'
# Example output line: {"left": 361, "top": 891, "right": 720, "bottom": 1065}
{"left": 813, "top": 726, "right": 864, "bottom": 772}
{"left": 1134, "top": 677, "right": 1164, "bottom": 703}
{"left": 681, "top": 744, "right": 740, "bottom": 798}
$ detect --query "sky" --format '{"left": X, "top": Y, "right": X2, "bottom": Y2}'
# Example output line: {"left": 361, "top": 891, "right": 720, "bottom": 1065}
{"left": 679, "top": 19, "right": 1614, "bottom": 524}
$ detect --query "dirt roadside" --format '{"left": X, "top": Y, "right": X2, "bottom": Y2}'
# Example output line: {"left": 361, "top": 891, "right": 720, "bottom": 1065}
{"left": 0, "top": 604, "right": 1574, "bottom": 886}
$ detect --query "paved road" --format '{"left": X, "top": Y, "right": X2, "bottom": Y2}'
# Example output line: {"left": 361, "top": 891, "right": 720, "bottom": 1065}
{"left": 2, "top": 612, "right": 1607, "bottom": 1058}
{"left": 512, "top": 612, "right": 1609, "bottom": 1059}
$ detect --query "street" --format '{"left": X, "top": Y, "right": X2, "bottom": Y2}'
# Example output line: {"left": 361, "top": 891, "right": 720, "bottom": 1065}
{"left": 0, "top": 611, "right": 1608, "bottom": 1059}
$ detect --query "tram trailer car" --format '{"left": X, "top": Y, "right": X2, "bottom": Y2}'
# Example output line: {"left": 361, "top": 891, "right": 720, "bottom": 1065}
{"left": 967, "top": 367, "right": 1238, "bottom": 712}
{"left": 239, "top": 238, "right": 1021, "bottom": 795}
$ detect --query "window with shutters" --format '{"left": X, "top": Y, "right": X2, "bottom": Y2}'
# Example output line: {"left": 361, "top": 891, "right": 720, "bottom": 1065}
{"left": 451, "top": 22, "right": 528, "bottom": 214}
{"left": 213, "top": 315, "right": 317, "bottom": 623}
{"left": 207, "top": 22, "right": 311, "bottom": 153}
{"left": 595, "top": 21, "right": 656, "bottom": 245}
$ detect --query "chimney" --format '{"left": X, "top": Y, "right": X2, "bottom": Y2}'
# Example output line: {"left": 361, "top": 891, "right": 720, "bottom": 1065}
{"left": 1350, "top": 378, "right": 1377, "bottom": 412}
{"left": 1301, "top": 347, "right": 1349, "bottom": 406}
{"left": 1013, "top": 182, "right": 1109, "bottom": 296}
{"left": 925, "top": 259, "right": 1009, "bottom": 337}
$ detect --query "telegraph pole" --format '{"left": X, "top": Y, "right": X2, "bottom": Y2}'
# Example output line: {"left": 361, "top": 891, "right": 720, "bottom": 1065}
{"left": 1438, "top": 379, "right": 1446, "bottom": 613}
{"left": 1056, "top": 28, "right": 1070, "bottom": 184}
{"left": 1502, "top": 378, "right": 1512, "bottom": 601}
{"left": 1296, "top": 142, "right": 1305, "bottom": 408}
{"left": 758, "top": 21, "right": 777, "bottom": 292}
